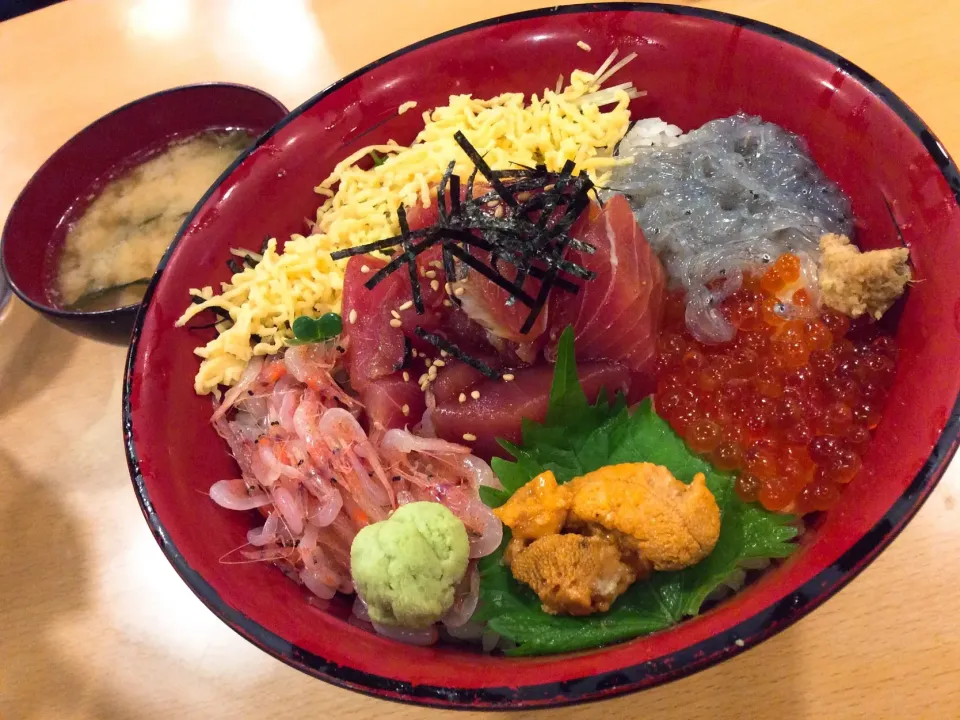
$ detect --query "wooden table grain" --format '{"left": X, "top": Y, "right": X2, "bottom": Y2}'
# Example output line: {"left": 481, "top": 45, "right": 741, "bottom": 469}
{"left": 2, "top": 1, "right": 959, "bottom": 718}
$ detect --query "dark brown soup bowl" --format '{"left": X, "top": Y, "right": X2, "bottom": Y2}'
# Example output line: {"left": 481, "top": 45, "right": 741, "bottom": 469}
{"left": 0, "top": 82, "right": 288, "bottom": 344}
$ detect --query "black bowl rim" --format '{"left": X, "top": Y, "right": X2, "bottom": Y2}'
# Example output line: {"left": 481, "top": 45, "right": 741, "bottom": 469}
{"left": 123, "top": 2, "right": 960, "bottom": 711}
{"left": 0, "top": 81, "right": 289, "bottom": 321}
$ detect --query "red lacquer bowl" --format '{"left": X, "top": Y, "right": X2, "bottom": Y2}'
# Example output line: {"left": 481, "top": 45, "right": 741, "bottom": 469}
{"left": 123, "top": 4, "right": 960, "bottom": 709}
{"left": 0, "top": 83, "right": 288, "bottom": 344}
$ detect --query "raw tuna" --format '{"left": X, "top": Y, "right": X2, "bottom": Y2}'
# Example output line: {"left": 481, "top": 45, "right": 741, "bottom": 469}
{"left": 359, "top": 373, "right": 426, "bottom": 434}
{"left": 432, "top": 361, "right": 630, "bottom": 459}
{"left": 341, "top": 248, "right": 448, "bottom": 390}
{"left": 547, "top": 194, "right": 665, "bottom": 375}
{"left": 430, "top": 356, "right": 503, "bottom": 405}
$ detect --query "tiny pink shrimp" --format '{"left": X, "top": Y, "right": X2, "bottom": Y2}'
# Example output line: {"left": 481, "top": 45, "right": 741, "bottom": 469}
{"left": 271, "top": 485, "right": 305, "bottom": 536}
{"left": 317, "top": 408, "right": 394, "bottom": 508}
{"left": 303, "top": 473, "right": 343, "bottom": 528}
{"left": 212, "top": 356, "right": 265, "bottom": 421}
{"left": 284, "top": 343, "right": 359, "bottom": 410}
{"left": 247, "top": 511, "right": 281, "bottom": 546}
{"left": 209, "top": 479, "right": 272, "bottom": 511}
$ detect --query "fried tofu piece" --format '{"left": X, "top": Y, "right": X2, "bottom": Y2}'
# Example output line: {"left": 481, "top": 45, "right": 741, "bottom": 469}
{"left": 493, "top": 470, "right": 571, "bottom": 541}
{"left": 506, "top": 534, "right": 636, "bottom": 615}
{"left": 819, "top": 233, "right": 911, "bottom": 320}
{"left": 567, "top": 463, "right": 721, "bottom": 571}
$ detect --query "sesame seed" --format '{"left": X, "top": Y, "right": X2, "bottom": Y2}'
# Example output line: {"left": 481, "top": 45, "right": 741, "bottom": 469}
{"left": 454, "top": 287, "right": 465, "bottom": 297}
{"left": 502, "top": 373, "right": 515, "bottom": 382}
{"left": 430, "top": 280, "right": 440, "bottom": 292}
{"left": 440, "top": 350, "right": 449, "bottom": 357}
{"left": 425, "top": 270, "right": 437, "bottom": 279}
{"left": 734, "top": 638, "right": 745, "bottom": 648}
{"left": 348, "top": 309, "right": 358, "bottom": 324}
{"left": 418, "top": 373, "right": 429, "bottom": 385}
{"left": 411, "top": 348, "right": 418, "bottom": 357}
{"left": 429, "top": 260, "right": 443, "bottom": 269}
{"left": 402, "top": 371, "right": 410, "bottom": 382}
{"left": 471, "top": 390, "right": 481, "bottom": 400}
{"left": 463, "top": 433, "right": 477, "bottom": 442}
{"left": 401, "top": 404, "right": 410, "bottom": 416}
{"left": 428, "top": 366, "right": 438, "bottom": 379}
{"left": 458, "top": 393, "right": 467, "bottom": 403}
{"left": 443, "top": 299, "right": 453, "bottom": 307}
{"left": 444, "top": 282, "right": 453, "bottom": 294}
{"left": 433, "top": 359, "right": 445, "bottom": 367}
{"left": 398, "top": 300, "right": 413, "bottom": 311}
{"left": 391, "top": 309, "right": 401, "bottom": 319}
{"left": 389, "top": 319, "right": 402, "bottom": 328}
{"left": 360, "top": 264, "right": 370, "bottom": 273}
{"left": 494, "top": 205, "right": 505, "bottom": 218}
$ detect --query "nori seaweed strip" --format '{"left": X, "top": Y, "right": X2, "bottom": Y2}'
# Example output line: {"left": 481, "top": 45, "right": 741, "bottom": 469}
{"left": 242, "top": 253, "right": 259, "bottom": 268}
{"left": 259, "top": 235, "right": 271, "bottom": 255}
{"left": 396, "top": 205, "right": 424, "bottom": 314}
{"left": 437, "top": 161, "right": 455, "bottom": 226}
{"left": 329, "top": 228, "right": 431, "bottom": 260}
{"left": 363, "top": 233, "right": 444, "bottom": 290}
{"left": 520, "top": 220, "right": 580, "bottom": 333}
{"left": 441, "top": 245, "right": 461, "bottom": 306}
{"left": 227, "top": 258, "right": 243, "bottom": 274}
{"left": 454, "top": 131, "right": 517, "bottom": 208}
{"left": 414, "top": 327, "right": 500, "bottom": 379}
{"left": 445, "top": 244, "right": 535, "bottom": 306}
{"left": 449, "top": 174, "right": 461, "bottom": 216}
{"left": 466, "top": 166, "right": 479, "bottom": 202}
{"left": 435, "top": 227, "right": 590, "bottom": 285}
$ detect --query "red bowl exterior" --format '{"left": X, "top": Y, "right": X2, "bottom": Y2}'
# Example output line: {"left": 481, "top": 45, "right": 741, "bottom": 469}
{"left": 124, "top": 4, "right": 960, "bottom": 710}
{"left": 0, "top": 83, "right": 288, "bottom": 344}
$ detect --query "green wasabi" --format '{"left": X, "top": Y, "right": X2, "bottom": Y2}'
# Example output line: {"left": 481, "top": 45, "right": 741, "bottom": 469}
{"left": 350, "top": 502, "right": 470, "bottom": 628}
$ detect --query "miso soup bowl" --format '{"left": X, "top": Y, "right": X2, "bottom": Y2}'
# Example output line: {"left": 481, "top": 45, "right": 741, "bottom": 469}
{"left": 124, "top": 3, "right": 960, "bottom": 710}
{"left": 0, "top": 83, "right": 288, "bottom": 344}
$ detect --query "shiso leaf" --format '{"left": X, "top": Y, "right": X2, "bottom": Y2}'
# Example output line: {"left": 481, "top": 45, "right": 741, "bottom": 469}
{"left": 476, "top": 327, "right": 799, "bottom": 655}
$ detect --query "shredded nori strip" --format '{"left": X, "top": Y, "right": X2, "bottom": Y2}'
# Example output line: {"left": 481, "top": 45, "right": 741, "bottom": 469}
{"left": 396, "top": 205, "right": 424, "bottom": 314}
{"left": 414, "top": 327, "right": 500, "bottom": 379}
{"left": 259, "top": 235, "right": 271, "bottom": 255}
{"left": 362, "top": 233, "right": 444, "bottom": 290}
{"left": 329, "top": 229, "right": 431, "bottom": 260}
{"left": 445, "top": 244, "right": 535, "bottom": 306}
{"left": 449, "top": 174, "right": 461, "bottom": 215}
{"left": 454, "top": 131, "right": 518, "bottom": 208}
{"left": 226, "top": 258, "right": 243, "bottom": 275}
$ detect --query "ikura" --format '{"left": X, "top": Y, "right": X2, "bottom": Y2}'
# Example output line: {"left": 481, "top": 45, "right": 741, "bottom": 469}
{"left": 654, "top": 254, "right": 898, "bottom": 514}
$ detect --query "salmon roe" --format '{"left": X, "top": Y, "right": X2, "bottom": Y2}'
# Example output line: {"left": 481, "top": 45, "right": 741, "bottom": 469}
{"left": 654, "top": 254, "right": 898, "bottom": 514}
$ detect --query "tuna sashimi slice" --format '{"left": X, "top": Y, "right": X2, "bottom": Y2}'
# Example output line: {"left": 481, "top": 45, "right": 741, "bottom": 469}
{"left": 360, "top": 373, "right": 426, "bottom": 435}
{"left": 341, "top": 256, "right": 408, "bottom": 391}
{"left": 547, "top": 194, "right": 665, "bottom": 374}
{"left": 432, "top": 361, "right": 630, "bottom": 459}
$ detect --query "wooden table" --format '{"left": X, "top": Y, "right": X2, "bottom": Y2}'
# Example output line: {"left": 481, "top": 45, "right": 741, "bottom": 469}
{"left": 2, "top": 1, "right": 959, "bottom": 717}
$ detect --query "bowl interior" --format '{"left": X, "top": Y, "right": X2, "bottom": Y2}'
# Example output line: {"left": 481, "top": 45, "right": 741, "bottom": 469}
{"left": 1, "top": 83, "right": 287, "bottom": 317}
{"left": 125, "top": 5, "right": 960, "bottom": 708}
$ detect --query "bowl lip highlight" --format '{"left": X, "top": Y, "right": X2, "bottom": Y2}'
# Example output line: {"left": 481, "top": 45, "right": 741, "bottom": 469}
{"left": 0, "top": 81, "right": 288, "bottom": 320}
{"left": 122, "top": 2, "right": 960, "bottom": 710}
